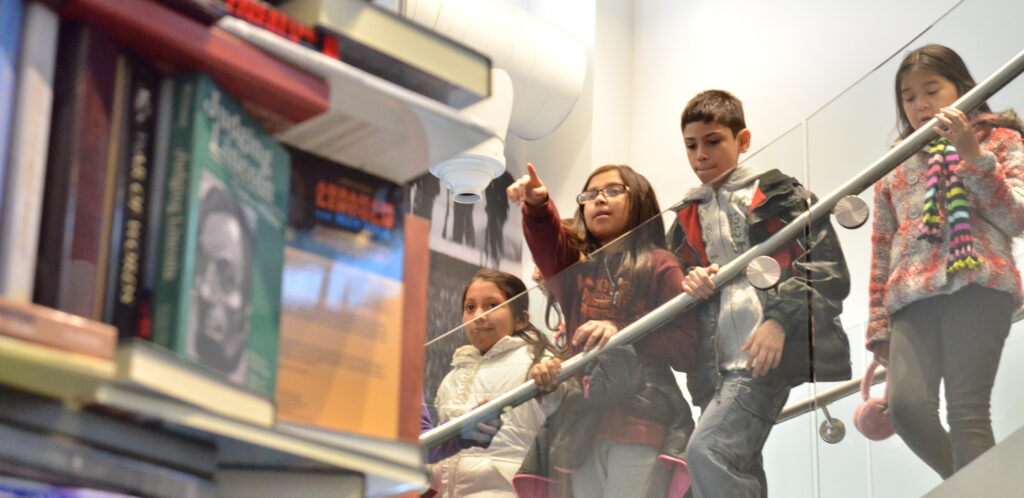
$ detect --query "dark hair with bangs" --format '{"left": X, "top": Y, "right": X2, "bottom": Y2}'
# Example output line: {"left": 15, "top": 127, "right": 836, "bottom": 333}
{"left": 462, "top": 269, "right": 561, "bottom": 365}
{"left": 895, "top": 44, "right": 992, "bottom": 139}
{"left": 681, "top": 89, "right": 746, "bottom": 136}
{"left": 567, "top": 164, "right": 667, "bottom": 308}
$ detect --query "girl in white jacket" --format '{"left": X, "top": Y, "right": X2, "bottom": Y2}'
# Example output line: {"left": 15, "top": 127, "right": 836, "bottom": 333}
{"left": 431, "top": 269, "right": 564, "bottom": 498}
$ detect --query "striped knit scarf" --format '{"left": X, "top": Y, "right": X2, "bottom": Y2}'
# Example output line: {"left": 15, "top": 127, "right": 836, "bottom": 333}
{"left": 919, "top": 138, "right": 983, "bottom": 273}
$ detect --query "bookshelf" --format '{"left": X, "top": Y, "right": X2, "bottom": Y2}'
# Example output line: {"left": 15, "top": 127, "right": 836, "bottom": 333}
{"left": 0, "top": 0, "right": 489, "bottom": 495}
{"left": 0, "top": 334, "right": 428, "bottom": 496}
{"left": 61, "top": 0, "right": 497, "bottom": 184}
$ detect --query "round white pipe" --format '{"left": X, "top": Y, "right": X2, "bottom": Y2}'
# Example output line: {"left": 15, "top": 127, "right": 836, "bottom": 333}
{"left": 403, "top": 0, "right": 586, "bottom": 140}
{"left": 430, "top": 68, "right": 514, "bottom": 203}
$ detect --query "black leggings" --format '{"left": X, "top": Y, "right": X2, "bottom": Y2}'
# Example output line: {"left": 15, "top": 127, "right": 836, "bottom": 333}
{"left": 887, "top": 284, "right": 1013, "bottom": 478}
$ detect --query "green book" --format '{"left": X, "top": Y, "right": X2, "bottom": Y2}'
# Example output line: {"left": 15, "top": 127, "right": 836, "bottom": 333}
{"left": 153, "top": 72, "right": 289, "bottom": 396}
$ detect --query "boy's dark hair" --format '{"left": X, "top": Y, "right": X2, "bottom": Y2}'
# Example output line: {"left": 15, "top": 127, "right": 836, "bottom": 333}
{"left": 680, "top": 89, "right": 746, "bottom": 136}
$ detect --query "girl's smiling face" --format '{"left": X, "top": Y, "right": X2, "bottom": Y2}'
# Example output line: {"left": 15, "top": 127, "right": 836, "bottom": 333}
{"left": 462, "top": 279, "right": 519, "bottom": 354}
{"left": 900, "top": 68, "right": 961, "bottom": 131}
{"left": 581, "top": 169, "right": 632, "bottom": 245}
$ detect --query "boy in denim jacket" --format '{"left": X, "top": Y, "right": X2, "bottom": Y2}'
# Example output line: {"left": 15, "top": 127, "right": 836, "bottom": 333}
{"left": 669, "top": 90, "right": 851, "bottom": 497}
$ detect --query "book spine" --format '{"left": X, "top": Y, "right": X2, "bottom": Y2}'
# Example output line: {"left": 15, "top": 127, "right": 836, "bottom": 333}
{"left": 137, "top": 77, "right": 175, "bottom": 340}
{"left": 224, "top": 0, "right": 339, "bottom": 58}
{"left": 59, "top": 0, "right": 329, "bottom": 133}
{"left": 33, "top": 21, "right": 122, "bottom": 320}
{"left": 0, "top": 389, "right": 218, "bottom": 478}
{"left": 94, "top": 52, "right": 132, "bottom": 320}
{"left": 152, "top": 75, "right": 198, "bottom": 350}
{"left": 0, "top": 296, "right": 116, "bottom": 360}
{"left": 0, "top": 2, "right": 58, "bottom": 303}
{"left": 0, "top": 0, "right": 23, "bottom": 201}
{"left": 105, "top": 56, "right": 160, "bottom": 339}
{"left": 0, "top": 422, "right": 217, "bottom": 497}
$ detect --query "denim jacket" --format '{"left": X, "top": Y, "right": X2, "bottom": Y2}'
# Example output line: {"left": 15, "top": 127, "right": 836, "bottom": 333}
{"left": 668, "top": 169, "right": 852, "bottom": 406}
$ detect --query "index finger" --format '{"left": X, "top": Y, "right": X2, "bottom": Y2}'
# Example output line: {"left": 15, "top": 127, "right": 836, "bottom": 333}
{"left": 527, "top": 163, "right": 540, "bottom": 183}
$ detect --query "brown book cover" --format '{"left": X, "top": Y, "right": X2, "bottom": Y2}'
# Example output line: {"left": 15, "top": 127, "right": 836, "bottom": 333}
{"left": 59, "top": 0, "right": 329, "bottom": 134}
{"left": 0, "top": 296, "right": 117, "bottom": 360}
{"left": 399, "top": 213, "right": 429, "bottom": 443}
{"left": 34, "top": 22, "right": 126, "bottom": 322}
{"left": 275, "top": 148, "right": 407, "bottom": 440}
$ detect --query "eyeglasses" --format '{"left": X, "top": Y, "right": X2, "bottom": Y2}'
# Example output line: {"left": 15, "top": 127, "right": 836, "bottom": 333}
{"left": 576, "top": 184, "right": 629, "bottom": 204}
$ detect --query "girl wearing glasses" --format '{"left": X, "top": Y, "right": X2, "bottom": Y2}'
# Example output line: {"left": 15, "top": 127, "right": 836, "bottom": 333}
{"left": 507, "top": 164, "right": 698, "bottom": 497}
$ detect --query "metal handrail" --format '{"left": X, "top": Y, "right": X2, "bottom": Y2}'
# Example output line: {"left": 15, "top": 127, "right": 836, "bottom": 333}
{"left": 777, "top": 307, "right": 1024, "bottom": 424}
{"left": 777, "top": 367, "right": 887, "bottom": 423}
{"left": 420, "top": 46, "right": 1024, "bottom": 450}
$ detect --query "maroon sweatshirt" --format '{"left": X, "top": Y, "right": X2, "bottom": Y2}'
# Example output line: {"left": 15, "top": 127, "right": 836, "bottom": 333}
{"left": 522, "top": 199, "right": 698, "bottom": 371}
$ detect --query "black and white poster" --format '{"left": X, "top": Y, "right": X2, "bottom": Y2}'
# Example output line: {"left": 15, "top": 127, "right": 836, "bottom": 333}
{"left": 408, "top": 172, "right": 524, "bottom": 416}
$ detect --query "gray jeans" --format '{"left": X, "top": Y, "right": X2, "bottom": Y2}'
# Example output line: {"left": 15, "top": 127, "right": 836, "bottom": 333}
{"left": 686, "top": 372, "right": 790, "bottom": 498}
{"left": 888, "top": 284, "right": 1013, "bottom": 478}
{"left": 571, "top": 439, "right": 671, "bottom": 498}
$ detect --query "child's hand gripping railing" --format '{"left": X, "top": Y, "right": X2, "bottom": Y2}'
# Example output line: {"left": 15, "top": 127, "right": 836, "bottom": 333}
{"left": 420, "top": 47, "right": 1024, "bottom": 451}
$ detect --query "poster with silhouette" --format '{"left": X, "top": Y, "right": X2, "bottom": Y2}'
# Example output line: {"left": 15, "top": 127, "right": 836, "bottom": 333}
{"left": 408, "top": 172, "right": 524, "bottom": 416}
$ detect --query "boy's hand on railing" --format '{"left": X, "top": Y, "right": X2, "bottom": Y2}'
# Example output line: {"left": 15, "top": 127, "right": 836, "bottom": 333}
{"left": 507, "top": 163, "right": 549, "bottom": 207}
{"left": 682, "top": 264, "right": 720, "bottom": 299}
{"left": 743, "top": 319, "right": 785, "bottom": 378}
{"left": 574, "top": 319, "right": 618, "bottom": 351}
{"left": 530, "top": 357, "right": 562, "bottom": 392}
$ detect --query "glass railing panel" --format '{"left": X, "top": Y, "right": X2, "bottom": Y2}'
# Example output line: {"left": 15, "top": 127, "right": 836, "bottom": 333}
{"left": 421, "top": 203, "right": 710, "bottom": 498}
{"left": 741, "top": 123, "right": 820, "bottom": 498}
{"left": 422, "top": 2, "right": 1024, "bottom": 494}
{"left": 422, "top": 199, "right": 697, "bottom": 432}
{"left": 421, "top": 120, "right": 831, "bottom": 495}
{"left": 802, "top": 0, "right": 1024, "bottom": 495}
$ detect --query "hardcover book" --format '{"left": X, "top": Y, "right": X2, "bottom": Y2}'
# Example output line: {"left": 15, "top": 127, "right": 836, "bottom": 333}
{"left": 161, "top": 0, "right": 486, "bottom": 109}
{"left": 0, "top": 1, "right": 58, "bottom": 303}
{"left": 153, "top": 72, "right": 289, "bottom": 395}
{"left": 0, "top": 295, "right": 117, "bottom": 360}
{"left": 34, "top": 22, "right": 126, "bottom": 321}
{"left": 59, "top": 0, "right": 329, "bottom": 134}
{"left": 103, "top": 55, "right": 161, "bottom": 338}
{"left": 277, "top": 0, "right": 491, "bottom": 108}
{"left": 0, "top": 0, "right": 23, "bottom": 204}
{"left": 275, "top": 147, "right": 408, "bottom": 439}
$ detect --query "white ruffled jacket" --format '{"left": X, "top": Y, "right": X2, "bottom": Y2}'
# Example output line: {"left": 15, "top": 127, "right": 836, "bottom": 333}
{"left": 431, "top": 334, "right": 563, "bottom": 498}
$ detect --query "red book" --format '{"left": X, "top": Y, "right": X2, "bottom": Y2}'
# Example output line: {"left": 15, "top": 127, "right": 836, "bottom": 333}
{"left": 35, "top": 22, "right": 124, "bottom": 321}
{"left": 0, "top": 292, "right": 117, "bottom": 360}
{"left": 59, "top": 0, "right": 329, "bottom": 133}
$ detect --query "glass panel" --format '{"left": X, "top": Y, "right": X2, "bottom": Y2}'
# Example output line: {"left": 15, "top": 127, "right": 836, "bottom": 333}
{"left": 422, "top": 1, "right": 1024, "bottom": 495}
{"left": 422, "top": 124, "right": 819, "bottom": 495}
{"left": 423, "top": 183, "right": 726, "bottom": 494}
{"left": 803, "top": 0, "right": 1024, "bottom": 496}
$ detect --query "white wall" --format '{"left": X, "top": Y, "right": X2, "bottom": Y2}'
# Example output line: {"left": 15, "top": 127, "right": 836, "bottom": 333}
{"left": 491, "top": 0, "right": 1024, "bottom": 496}
{"left": 624, "top": 1, "right": 1024, "bottom": 497}
{"left": 631, "top": 0, "right": 962, "bottom": 208}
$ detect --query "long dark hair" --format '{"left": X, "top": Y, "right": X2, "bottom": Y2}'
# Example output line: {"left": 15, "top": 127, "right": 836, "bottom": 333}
{"left": 462, "top": 269, "right": 561, "bottom": 367}
{"left": 569, "top": 165, "right": 666, "bottom": 304}
{"left": 895, "top": 44, "right": 993, "bottom": 139}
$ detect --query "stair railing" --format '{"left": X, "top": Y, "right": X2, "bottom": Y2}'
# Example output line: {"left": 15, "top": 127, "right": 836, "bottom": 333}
{"left": 421, "top": 46, "right": 1024, "bottom": 450}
